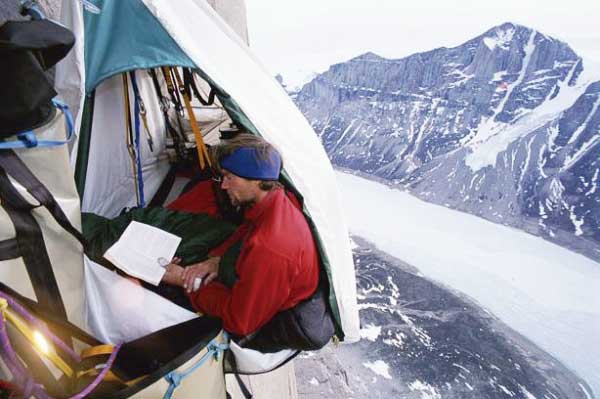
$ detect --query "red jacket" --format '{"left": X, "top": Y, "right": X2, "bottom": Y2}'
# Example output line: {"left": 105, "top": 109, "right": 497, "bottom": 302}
{"left": 189, "top": 188, "right": 319, "bottom": 335}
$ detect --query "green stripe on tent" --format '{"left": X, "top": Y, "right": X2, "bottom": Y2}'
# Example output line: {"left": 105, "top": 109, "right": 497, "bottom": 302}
{"left": 83, "top": 0, "right": 196, "bottom": 93}
{"left": 75, "top": 92, "right": 95, "bottom": 199}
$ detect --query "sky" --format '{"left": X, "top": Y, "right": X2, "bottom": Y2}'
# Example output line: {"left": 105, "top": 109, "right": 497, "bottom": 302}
{"left": 246, "top": 0, "right": 600, "bottom": 86}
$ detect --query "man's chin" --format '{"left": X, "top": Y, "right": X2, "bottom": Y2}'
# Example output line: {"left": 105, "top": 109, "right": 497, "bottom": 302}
{"left": 228, "top": 194, "right": 254, "bottom": 209}
{"left": 234, "top": 199, "right": 256, "bottom": 209}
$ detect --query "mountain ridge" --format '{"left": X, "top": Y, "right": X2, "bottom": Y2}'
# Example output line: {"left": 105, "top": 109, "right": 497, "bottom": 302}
{"left": 292, "top": 22, "right": 600, "bottom": 261}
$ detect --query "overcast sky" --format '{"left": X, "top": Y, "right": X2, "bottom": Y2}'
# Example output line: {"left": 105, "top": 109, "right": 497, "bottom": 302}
{"left": 246, "top": 0, "right": 600, "bottom": 84}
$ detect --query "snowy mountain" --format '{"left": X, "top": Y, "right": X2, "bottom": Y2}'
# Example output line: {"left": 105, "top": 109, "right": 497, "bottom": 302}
{"left": 277, "top": 68, "right": 319, "bottom": 93}
{"left": 292, "top": 22, "right": 600, "bottom": 261}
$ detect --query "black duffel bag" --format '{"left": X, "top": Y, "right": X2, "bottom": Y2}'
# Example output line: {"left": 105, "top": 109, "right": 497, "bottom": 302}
{"left": 242, "top": 284, "right": 335, "bottom": 353}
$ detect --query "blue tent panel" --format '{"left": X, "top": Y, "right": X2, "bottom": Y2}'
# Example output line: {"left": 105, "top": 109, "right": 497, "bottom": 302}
{"left": 84, "top": 0, "right": 196, "bottom": 92}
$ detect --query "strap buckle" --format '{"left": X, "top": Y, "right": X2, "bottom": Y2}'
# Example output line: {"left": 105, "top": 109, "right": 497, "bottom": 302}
{"left": 17, "top": 132, "right": 38, "bottom": 148}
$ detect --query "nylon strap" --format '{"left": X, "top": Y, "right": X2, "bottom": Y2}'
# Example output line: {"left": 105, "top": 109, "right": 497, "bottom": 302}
{"left": 161, "top": 67, "right": 190, "bottom": 159}
{"left": 0, "top": 169, "right": 69, "bottom": 328}
{"left": 149, "top": 69, "right": 185, "bottom": 158}
{"left": 183, "top": 68, "right": 216, "bottom": 106}
{"left": 131, "top": 71, "right": 154, "bottom": 152}
{"left": 0, "top": 239, "right": 19, "bottom": 261}
{"left": 228, "top": 353, "right": 253, "bottom": 399}
{"left": 161, "top": 67, "right": 183, "bottom": 116}
{"left": 0, "top": 150, "right": 85, "bottom": 246}
{"left": 129, "top": 71, "right": 146, "bottom": 207}
{"left": 81, "top": 344, "right": 115, "bottom": 359}
{"left": 0, "top": 99, "right": 74, "bottom": 150}
{"left": 122, "top": 73, "right": 141, "bottom": 206}
{"left": 148, "top": 165, "right": 177, "bottom": 207}
{"left": 172, "top": 67, "right": 211, "bottom": 170}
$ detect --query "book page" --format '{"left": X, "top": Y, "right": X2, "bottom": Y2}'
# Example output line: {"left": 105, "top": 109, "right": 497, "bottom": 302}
{"left": 104, "top": 221, "right": 182, "bottom": 286}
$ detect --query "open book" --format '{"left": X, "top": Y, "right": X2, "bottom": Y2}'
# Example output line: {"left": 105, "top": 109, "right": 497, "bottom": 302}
{"left": 103, "top": 221, "right": 182, "bottom": 286}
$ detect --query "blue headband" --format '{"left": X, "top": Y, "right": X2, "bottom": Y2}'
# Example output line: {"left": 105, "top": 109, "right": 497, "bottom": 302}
{"left": 220, "top": 147, "right": 282, "bottom": 181}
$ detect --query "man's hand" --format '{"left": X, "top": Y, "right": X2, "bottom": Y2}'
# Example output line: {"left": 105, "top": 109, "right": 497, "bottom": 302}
{"left": 161, "top": 256, "right": 185, "bottom": 287}
{"left": 182, "top": 257, "right": 221, "bottom": 294}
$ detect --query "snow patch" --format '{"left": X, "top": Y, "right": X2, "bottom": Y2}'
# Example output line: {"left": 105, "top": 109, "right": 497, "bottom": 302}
{"left": 590, "top": 169, "right": 599, "bottom": 195}
{"left": 309, "top": 377, "right": 319, "bottom": 386}
{"left": 360, "top": 324, "right": 382, "bottom": 341}
{"left": 548, "top": 177, "right": 565, "bottom": 203}
{"left": 497, "top": 383, "right": 515, "bottom": 396}
{"left": 483, "top": 27, "right": 515, "bottom": 51}
{"left": 363, "top": 360, "right": 392, "bottom": 379}
{"left": 569, "top": 206, "right": 585, "bottom": 236}
{"left": 453, "top": 363, "right": 470, "bottom": 373}
{"left": 519, "top": 384, "right": 538, "bottom": 399}
{"left": 408, "top": 380, "right": 441, "bottom": 399}
{"left": 383, "top": 331, "right": 406, "bottom": 348}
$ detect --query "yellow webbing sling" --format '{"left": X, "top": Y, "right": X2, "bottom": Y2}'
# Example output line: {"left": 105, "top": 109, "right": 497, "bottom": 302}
{"left": 167, "top": 66, "right": 212, "bottom": 170}
{"left": 78, "top": 344, "right": 145, "bottom": 386}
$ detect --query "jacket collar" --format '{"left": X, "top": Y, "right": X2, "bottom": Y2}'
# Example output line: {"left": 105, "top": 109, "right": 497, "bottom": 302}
{"left": 244, "top": 188, "right": 281, "bottom": 223}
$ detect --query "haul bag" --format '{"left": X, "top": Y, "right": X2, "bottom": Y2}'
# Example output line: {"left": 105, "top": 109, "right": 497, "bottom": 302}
{"left": 243, "top": 283, "right": 335, "bottom": 353}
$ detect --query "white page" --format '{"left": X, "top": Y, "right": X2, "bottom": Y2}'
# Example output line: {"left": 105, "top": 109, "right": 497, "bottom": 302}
{"left": 104, "top": 221, "right": 181, "bottom": 285}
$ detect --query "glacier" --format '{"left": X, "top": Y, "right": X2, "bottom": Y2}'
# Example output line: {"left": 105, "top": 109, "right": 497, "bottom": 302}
{"left": 337, "top": 170, "right": 600, "bottom": 397}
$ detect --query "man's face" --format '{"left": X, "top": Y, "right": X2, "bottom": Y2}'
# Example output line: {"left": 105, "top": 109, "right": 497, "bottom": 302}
{"left": 220, "top": 169, "right": 260, "bottom": 207}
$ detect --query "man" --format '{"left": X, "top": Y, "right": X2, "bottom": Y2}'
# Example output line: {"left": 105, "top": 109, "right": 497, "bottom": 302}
{"left": 162, "top": 135, "right": 320, "bottom": 337}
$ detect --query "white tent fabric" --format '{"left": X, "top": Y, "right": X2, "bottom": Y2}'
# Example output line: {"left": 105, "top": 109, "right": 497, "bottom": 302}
{"left": 205, "top": 0, "right": 249, "bottom": 44}
{"left": 82, "top": 71, "right": 171, "bottom": 217}
{"left": 229, "top": 341, "right": 296, "bottom": 374}
{"left": 56, "top": 0, "right": 86, "bottom": 166}
{"left": 84, "top": 257, "right": 198, "bottom": 344}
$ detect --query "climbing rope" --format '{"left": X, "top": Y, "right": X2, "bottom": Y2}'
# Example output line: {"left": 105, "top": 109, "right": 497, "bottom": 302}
{"left": 0, "top": 289, "right": 121, "bottom": 399}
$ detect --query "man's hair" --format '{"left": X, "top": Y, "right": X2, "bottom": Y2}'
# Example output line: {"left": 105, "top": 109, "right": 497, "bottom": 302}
{"left": 211, "top": 133, "right": 283, "bottom": 191}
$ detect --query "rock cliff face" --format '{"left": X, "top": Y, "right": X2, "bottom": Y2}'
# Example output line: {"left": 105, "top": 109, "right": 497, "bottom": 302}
{"left": 293, "top": 23, "right": 600, "bottom": 260}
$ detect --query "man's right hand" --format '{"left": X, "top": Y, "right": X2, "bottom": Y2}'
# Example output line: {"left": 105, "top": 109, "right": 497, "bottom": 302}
{"left": 161, "top": 257, "right": 185, "bottom": 287}
{"left": 182, "top": 257, "right": 221, "bottom": 294}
